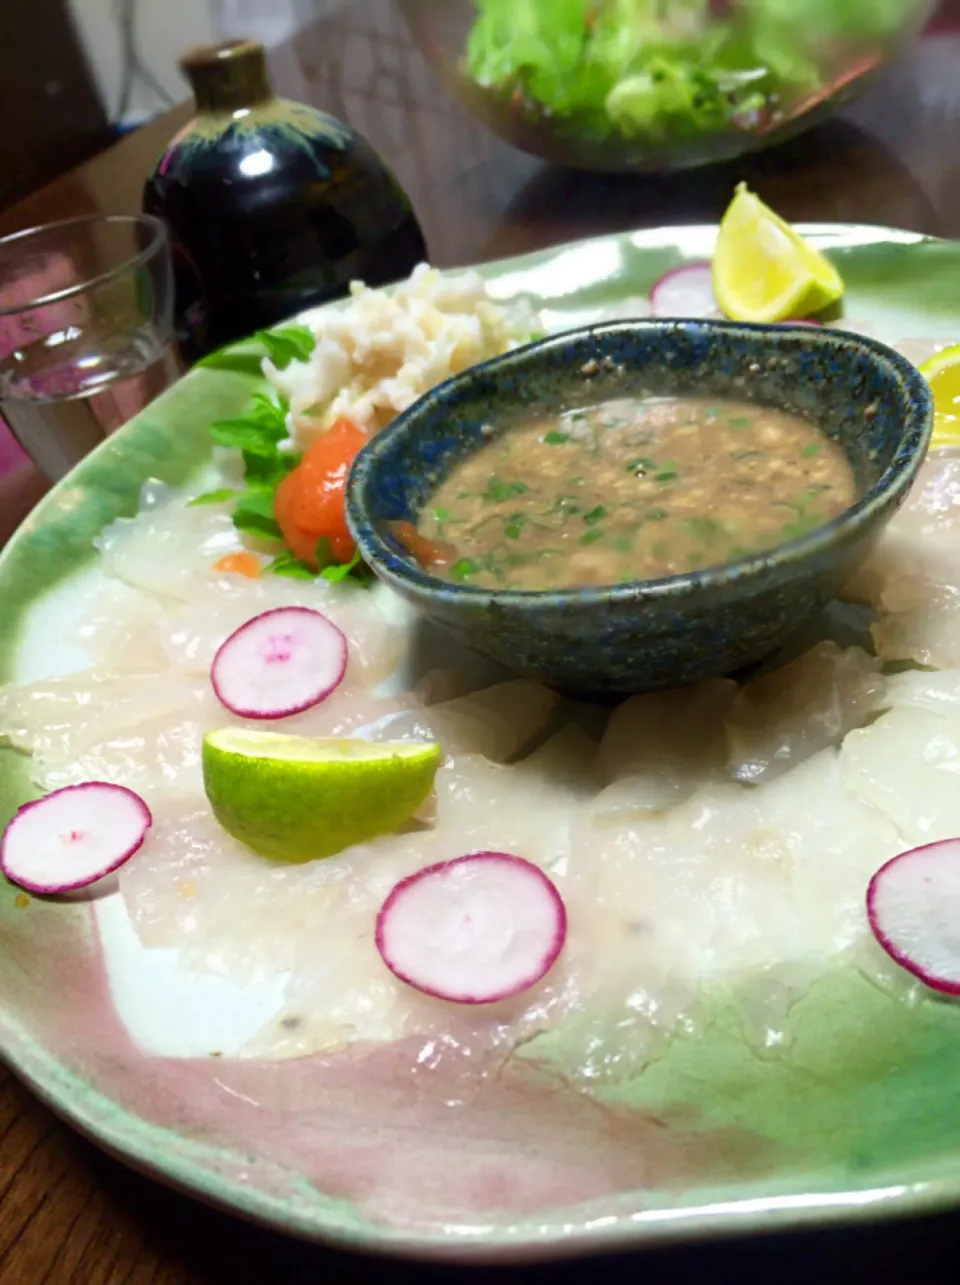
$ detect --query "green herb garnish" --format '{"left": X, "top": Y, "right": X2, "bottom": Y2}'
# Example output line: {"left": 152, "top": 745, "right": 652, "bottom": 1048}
{"left": 188, "top": 488, "right": 241, "bottom": 506}
{"left": 231, "top": 490, "right": 283, "bottom": 540}
{"left": 543, "top": 430, "right": 570, "bottom": 445}
{"left": 781, "top": 513, "right": 822, "bottom": 539}
{"left": 801, "top": 442, "right": 823, "bottom": 457}
{"left": 583, "top": 504, "right": 607, "bottom": 525}
{"left": 209, "top": 391, "right": 288, "bottom": 457}
{"left": 483, "top": 476, "right": 530, "bottom": 502}
{"left": 322, "top": 550, "right": 371, "bottom": 584}
{"left": 267, "top": 551, "right": 318, "bottom": 580}
{"left": 686, "top": 517, "right": 725, "bottom": 542}
{"left": 202, "top": 385, "right": 369, "bottom": 583}
{"left": 625, "top": 456, "right": 657, "bottom": 474}
{"left": 451, "top": 558, "right": 480, "bottom": 580}
{"left": 579, "top": 528, "right": 605, "bottom": 545}
{"left": 255, "top": 324, "right": 316, "bottom": 370}
{"left": 209, "top": 416, "right": 285, "bottom": 456}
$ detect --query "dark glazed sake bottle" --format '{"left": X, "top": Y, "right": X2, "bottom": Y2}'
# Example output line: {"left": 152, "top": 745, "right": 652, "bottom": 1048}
{"left": 143, "top": 39, "right": 427, "bottom": 363}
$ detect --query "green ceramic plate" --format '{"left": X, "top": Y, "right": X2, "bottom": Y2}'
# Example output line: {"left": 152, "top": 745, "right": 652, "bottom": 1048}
{"left": 3, "top": 224, "right": 960, "bottom": 1262}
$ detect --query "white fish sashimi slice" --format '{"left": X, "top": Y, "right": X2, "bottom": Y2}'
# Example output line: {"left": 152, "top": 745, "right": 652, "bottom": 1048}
{"left": 871, "top": 584, "right": 960, "bottom": 670}
{"left": 516, "top": 723, "right": 601, "bottom": 800}
{"left": 281, "top": 688, "right": 423, "bottom": 740}
{"left": 120, "top": 804, "right": 347, "bottom": 964}
{"left": 362, "top": 679, "right": 558, "bottom": 764}
{"left": 883, "top": 668, "right": 960, "bottom": 717}
{"left": 119, "top": 727, "right": 590, "bottom": 1057}
{"left": 164, "top": 575, "right": 404, "bottom": 687}
{"left": 237, "top": 746, "right": 898, "bottom": 1068}
{"left": 571, "top": 750, "right": 900, "bottom": 1003}
{"left": 554, "top": 752, "right": 896, "bottom": 1083}
{"left": 725, "top": 643, "right": 885, "bottom": 785}
{"left": 434, "top": 734, "right": 592, "bottom": 871}
{"left": 2, "top": 662, "right": 419, "bottom": 799}
{"left": 121, "top": 802, "right": 414, "bottom": 953}
{"left": 593, "top": 679, "right": 735, "bottom": 818}
{"left": 0, "top": 671, "right": 208, "bottom": 761}
{"left": 38, "top": 712, "right": 210, "bottom": 798}
{"left": 60, "top": 694, "right": 427, "bottom": 798}
{"left": 243, "top": 871, "right": 576, "bottom": 1062}
{"left": 75, "top": 580, "right": 168, "bottom": 671}
{"left": 94, "top": 487, "right": 405, "bottom": 686}
{"left": 96, "top": 488, "right": 245, "bottom": 599}
{"left": 436, "top": 680, "right": 558, "bottom": 759}
{"left": 0, "top": 667, "right": 227, "bottom": 800}
{"left": 840, "top": 704, "right": 960, "bottom": 846}
{"left": 843, "top": 453, "right": 960, "bottom": 666}
{"left": 123, "top": 790, "right": 578, "bottom": 1059}
{"left": 845, "top": 452, "right": 960, "bottom": 599}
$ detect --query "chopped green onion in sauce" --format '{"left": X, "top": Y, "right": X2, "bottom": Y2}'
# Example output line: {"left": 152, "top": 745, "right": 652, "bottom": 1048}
{"left": 402, "top": 396, "right": 854, "bottom": 590}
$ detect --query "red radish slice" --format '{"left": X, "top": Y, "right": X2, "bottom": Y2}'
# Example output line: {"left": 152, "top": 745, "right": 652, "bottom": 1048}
{"left": 867, "top": 839, "right": 960, "bottom": 995}
{"left": 211, "top": 606, "right": 347, "bottom": 719}
{"left": 0, "top": 782, "right": 152, "bottom": 894}
{"left": 375, "top": 851, "right": 567, "bottom": 1004}
{"left": 649, "top": 262, "right": 717, "bottom": 318}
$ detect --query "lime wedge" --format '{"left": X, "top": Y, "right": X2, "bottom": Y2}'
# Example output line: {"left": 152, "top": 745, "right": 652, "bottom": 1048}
{"left": 919, "top": 345, "right": 960, "bottom": 450}
{"left": 202, "top": 729, "right": 442, "bottom": 862}
{"left": 713, "top": 182, "right": 845, "bottom": 323}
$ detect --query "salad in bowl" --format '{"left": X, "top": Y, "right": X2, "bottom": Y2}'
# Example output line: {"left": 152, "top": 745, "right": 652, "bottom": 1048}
{"left": 401, "top": 0, "right": 931, "bottom": 171}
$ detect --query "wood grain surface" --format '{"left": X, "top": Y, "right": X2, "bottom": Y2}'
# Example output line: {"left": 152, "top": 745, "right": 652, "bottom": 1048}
{"left": 4, "top": 1, "right": 960, "bottom": 1278}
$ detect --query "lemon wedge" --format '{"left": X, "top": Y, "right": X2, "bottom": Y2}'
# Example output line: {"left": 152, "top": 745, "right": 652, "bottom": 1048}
{"left": 202, "top": 729, "right": 441, "bottom": 862}
{"left": 918, "top": 345, "right": 960, "bottom": 450}
{"left": 713, "top": 182, "right": 845, "bottom": 323}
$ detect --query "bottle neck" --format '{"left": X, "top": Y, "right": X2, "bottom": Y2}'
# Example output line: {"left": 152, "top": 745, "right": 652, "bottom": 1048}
{"left": 181, "top": 40, "right": 274, "bottom": 115}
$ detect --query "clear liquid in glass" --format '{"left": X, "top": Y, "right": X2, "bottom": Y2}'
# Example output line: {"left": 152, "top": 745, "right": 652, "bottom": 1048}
{"left": 0, "top": 324, "right": 182, "bottom": 482}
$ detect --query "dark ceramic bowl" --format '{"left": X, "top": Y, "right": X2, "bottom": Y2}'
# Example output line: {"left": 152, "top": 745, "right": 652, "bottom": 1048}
{"left": 346, "top": 320, "right": 932, "bottom": 696}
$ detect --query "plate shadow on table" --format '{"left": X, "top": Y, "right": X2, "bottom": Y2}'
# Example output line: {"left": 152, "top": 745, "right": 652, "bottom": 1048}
{"left": 478, "top": 121, "right": 940, "bottom": 264}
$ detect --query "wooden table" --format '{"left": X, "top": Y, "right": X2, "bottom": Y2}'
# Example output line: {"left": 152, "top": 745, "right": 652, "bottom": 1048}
{"left": 4, "top": 2, "right": 960, "bottom": 1280}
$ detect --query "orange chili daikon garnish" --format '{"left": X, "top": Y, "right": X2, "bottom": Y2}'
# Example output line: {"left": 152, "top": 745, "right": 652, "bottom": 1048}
{"left": 275, "top": 416, "right": 367, "bottom": 567}
{"left": 213, "top": 551, "right": 262, "bottom": 579}
{"left": 388, "top": 520, "right": 457, "bottom": 569}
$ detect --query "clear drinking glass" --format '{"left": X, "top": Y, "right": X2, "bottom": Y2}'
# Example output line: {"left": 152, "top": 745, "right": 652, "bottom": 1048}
{"left": 0, "top": 214, "right": 182, "bottom": 482}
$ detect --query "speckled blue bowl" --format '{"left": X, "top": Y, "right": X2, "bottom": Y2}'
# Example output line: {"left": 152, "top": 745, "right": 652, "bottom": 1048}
{"left": 346, "top": 319, "right": 932, "bottom": 696}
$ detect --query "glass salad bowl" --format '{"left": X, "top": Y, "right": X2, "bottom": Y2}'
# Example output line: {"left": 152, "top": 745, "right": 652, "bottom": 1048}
{"left": 399, "top": 0, "right": 932, "bottom": 173}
